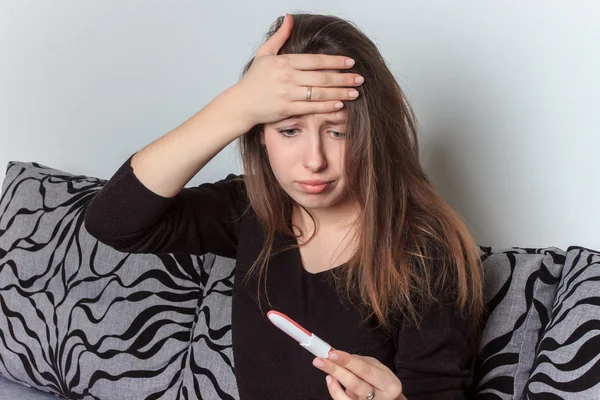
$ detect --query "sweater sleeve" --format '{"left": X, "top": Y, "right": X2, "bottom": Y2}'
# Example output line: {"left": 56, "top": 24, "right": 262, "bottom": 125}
{"left": 84, "top": 152, "right": 248, "bottom": 258}
{"left": 393, "top": 291, "right": 475, "bottom": 399}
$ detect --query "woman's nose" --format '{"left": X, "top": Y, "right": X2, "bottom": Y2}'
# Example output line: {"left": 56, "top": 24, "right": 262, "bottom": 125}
{"left": 303, "top": 137, "right": 328, "bottom": 172}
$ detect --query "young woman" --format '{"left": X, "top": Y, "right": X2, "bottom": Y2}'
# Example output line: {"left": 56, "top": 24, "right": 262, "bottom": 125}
{"left": 85, "top": 13, "right": 484, "bottom": 400}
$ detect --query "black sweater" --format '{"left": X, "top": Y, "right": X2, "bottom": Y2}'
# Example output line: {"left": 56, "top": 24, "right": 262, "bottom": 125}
{"left": 84, "top": 152, "right": 474, "bottom": 399}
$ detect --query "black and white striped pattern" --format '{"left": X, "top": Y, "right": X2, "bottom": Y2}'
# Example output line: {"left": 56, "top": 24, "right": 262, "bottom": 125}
{"left": 523, "top": 246, "right": 600, "bottom": 399}
{"left": 0, "top": 160, "right": 239, "bottom": 399}
{"left": 471, "top": 247, "right": 565, "bottom": 399}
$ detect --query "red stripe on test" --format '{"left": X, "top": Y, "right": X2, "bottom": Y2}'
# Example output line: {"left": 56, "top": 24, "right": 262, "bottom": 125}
{"left": 267, "top": 310, "right": 312, "bottom": 337}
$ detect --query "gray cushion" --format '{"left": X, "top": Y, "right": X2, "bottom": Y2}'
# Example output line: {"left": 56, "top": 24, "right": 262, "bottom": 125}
{"left": 524, "top": 246, "right": 600, "bottom": 399}
{"left": 0, "top": 160, "right": 208, "bottom": 398}
{"left": 180, "top": 254, "right": 239, "bottom": 399}
{"left": 0, "top": 374, "right": 61, "bottom": 399}
{"left": 472, "top": 246, "right": 565, "bottom": 399}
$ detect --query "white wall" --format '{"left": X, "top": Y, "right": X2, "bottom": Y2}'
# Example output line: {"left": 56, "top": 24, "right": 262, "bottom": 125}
{"left": 1, "top": 0, "right": 598, "bottom": 250}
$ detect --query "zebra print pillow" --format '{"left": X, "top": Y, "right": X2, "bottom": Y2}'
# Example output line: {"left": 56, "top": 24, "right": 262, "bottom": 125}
{"left": 180, "top": 253, "right": 239, "bottom": 399}
{"left": 0, "top": 160, "right": 218, "bottom": 399}
{"left": 472, "top": 246, "right": 566, "bottom": 399}
{"left": 523, "top": 246, "right": 600, "bottom": 399}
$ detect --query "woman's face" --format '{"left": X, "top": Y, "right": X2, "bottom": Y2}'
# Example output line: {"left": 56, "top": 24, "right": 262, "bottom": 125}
{"left": 260, "top": 108, "right": 350, "bottom": 211}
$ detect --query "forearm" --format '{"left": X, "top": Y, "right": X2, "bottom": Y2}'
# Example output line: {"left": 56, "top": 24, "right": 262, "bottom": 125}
{"left": 130, "top": 85, "right": 252, "bottom": 198}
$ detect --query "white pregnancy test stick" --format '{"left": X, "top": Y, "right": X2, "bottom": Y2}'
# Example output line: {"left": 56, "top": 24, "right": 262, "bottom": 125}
{"left": 267, "top": 310, "right": 332, "bottom": 358}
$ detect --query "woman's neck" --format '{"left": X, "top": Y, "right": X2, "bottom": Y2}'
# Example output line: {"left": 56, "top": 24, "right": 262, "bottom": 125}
{"left": 292, "top": 199, "right": 360, "bottom": 240}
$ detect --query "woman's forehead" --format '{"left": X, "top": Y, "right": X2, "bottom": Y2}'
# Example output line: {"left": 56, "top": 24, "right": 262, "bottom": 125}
{"left": 275, "top": 109, "right": 348, "bottom": 125}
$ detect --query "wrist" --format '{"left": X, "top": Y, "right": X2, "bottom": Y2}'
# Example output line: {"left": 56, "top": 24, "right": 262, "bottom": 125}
{"left": 216, "top": 83, "right": 257, "bottom": 133}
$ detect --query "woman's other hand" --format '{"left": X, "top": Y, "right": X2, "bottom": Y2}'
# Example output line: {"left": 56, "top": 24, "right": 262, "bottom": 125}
{"left": 312, "top": 349, "right": 406, "bottom": 400}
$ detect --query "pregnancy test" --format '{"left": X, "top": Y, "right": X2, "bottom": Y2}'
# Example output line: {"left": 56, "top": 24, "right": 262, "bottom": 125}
{"left": 267, "top": 310, "right": 332, "bottom": 358}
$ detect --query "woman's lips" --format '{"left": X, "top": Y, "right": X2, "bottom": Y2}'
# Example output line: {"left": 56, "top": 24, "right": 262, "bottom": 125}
{"left": 297, "top": 181, "right": 331, "bottom": 194}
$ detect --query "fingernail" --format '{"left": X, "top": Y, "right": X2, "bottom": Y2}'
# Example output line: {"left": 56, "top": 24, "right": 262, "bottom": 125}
{"left": 355, "top": 76, "right": 364, "bottom": 84}
{"left": 326, "top": 375, "right": 333, "bottom": 387}
{"left": 346, "top": 58, "right": 355, "bottom": 67}
{"left": 313, "top": 358, "right": 325, "bottom": 368}
{"left": 349, "top": 90, "right": 359, "bottom": 98}
{"left": 329, "top": 351, "right": 340, "bottom": 361}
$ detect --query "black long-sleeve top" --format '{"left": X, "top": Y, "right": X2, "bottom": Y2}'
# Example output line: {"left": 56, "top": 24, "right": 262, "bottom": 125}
{"left": 83, "top": 152, "right": 475, "bottom": 399}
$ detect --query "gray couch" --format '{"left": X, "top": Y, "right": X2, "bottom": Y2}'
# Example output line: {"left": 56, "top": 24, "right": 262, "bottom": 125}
{"left": 1, "top": 159, "right": 599, "bottom": 399}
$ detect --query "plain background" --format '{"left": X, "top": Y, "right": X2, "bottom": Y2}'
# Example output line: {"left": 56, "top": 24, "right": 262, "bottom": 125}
{"left": 1, "top": 1, "right": 598, "bottom": 250}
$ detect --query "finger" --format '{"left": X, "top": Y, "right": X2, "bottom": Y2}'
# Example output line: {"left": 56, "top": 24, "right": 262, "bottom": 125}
{"left": 326, "top": 375, "right": 353, "bottom": 400}
{"left": 355, "top": 354, "right": 388, "bottom": 370}
{"left": 288, "top": 99, "right": 345, "bottom": 115}
{"left": 315, "top": 358, "right": 374, "bottom": 399}
{"left": 291, "top": 86, "right": 360, "bottom": 102}
{"left": 286, "top": 53, "right": 356, "bottom": 71}
{"left": 343, "top": 354, "right": 405, "bottom": 399}
{"left": 328, "top": 350, "right": 396, "bottom": 391}
{"left": 293, "top": 70, "right": 364, "bottom": 88}
{"left": 345, "top": 388, "right": 360, "bottom": 400}
{"left": 257, "top": 14, "right": 293, "bottom": 57}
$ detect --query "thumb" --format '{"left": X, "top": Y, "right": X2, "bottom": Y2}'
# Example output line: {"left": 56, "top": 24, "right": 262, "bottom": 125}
{"left": 256, "top": 14, "right": 293, "bottom": 57}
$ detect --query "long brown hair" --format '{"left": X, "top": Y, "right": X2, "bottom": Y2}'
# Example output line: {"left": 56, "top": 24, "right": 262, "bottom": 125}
{"left": 234, "top": 13, "right": 484, "bottom": 345}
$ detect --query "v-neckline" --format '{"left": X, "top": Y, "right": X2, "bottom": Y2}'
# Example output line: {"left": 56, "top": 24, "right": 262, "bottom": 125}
{"left": 284, "top": 216, "right": 349, "bottom": 278}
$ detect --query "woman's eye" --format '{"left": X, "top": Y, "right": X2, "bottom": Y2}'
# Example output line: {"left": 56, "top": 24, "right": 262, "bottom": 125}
{"left": 278, "top": 129, "right": 298, "bottom": 137}
{"left": 330, "top": 130, "right": 346, "bottom": 139}
{"left": 278, "top": 129, "right": 346, "bottom": 139}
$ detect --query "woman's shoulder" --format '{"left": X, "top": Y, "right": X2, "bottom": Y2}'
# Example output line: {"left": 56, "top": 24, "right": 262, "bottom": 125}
{"left": 197, "top": 172, "right": 246, "bottom": 193}
{"left": 221, "top": 172, "right": 249, "bottom": 203}
{"left": 176, "top": 172, "right": 251, "bottom": 222}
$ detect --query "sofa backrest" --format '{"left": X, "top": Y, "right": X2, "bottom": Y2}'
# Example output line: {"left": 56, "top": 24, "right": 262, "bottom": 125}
{"left": 2, "top": 159, "right": 599, "bottom": 400}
